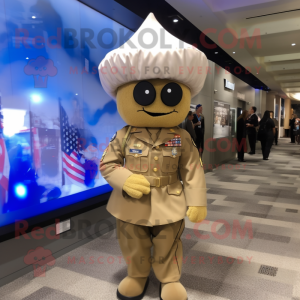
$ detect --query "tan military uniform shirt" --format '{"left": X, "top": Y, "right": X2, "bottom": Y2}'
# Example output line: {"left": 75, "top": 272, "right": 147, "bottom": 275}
{"left": 100, "top": 126, "right": 207, "bottom": 226}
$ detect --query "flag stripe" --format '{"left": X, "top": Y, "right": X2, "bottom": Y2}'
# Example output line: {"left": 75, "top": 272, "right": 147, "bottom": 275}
{"left": 62, "top": 162, "right": 85, "bottom": 180}
{"left": 62, "top": 156, "right": 85, "bottom": 177}
{"left": 0, "top": 175, "right": 8, "bottom": 191}
{"left": 63, "top": 152, "right": 85, "bottom": 173}
{"left": 60, "top": 103, "right": 85, "bottom": 187}
{"left": 63, "top": 167, "right": 85, "bottom": 183}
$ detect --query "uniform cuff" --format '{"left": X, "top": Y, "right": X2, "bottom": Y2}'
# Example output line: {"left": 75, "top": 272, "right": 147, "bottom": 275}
{"left": 184, "top": 188, "right": 207, "bottom": 207}
{"left": 104, "top": 167, "right": 133, "bottom": 194}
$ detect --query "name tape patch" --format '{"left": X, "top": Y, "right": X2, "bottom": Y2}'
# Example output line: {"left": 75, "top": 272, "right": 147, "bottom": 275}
{"left": 129, "top": 149, "right": 142, "bottom": 154}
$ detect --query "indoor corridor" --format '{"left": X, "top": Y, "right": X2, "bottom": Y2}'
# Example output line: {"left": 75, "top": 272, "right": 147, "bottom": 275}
{"left": 1, "top": 139, "right": 300, "bottom": 300}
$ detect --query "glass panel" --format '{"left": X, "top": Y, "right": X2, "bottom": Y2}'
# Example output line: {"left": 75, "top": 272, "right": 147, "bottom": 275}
{"left": 230, "top": 108, "right": 236, "bottom": 137}
{"left": 213, "top": 101, "right": 231, "bottom": 139}
{"left": 280, "top": 98, "right": 284, "bottom": 127}
{"left": 0, "top": 0, "right": 133, "bottom": 227}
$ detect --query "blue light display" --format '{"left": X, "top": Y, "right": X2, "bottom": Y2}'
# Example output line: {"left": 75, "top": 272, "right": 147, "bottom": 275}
{"left": 14, "top": 184, "right": 27, "bottom": 198}
{"left": 0, "top": 0, "right": 133, "bottom": 228}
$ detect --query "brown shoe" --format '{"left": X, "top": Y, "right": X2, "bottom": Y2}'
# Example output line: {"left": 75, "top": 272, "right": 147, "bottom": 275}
{"left": 160, "top": 282, "right": 188, "bottom": 300}
{"left": 117, "top": 277, "right": 149, "bottom": 300}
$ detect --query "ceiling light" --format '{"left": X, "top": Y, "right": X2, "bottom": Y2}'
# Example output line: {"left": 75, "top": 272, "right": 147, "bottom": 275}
{"left": 173, "top": 19, "right": 178, "bottom": 23}
{"left": 233, "top": 52, "right": 235, "bottom": 54}
{"left": 292, "top": 43, "right": 296, "bottom": 46}
{"left": 32, "top": 16, "right": 36, "bottom": 19}
{"left": 26, "top": 57, "right": 29, "bottom": 59}
{"left": 215, "top": 52, "right": 218, "bottom": 54}
{"left": 75, "top": 93, "right": 78, "bottom": 95}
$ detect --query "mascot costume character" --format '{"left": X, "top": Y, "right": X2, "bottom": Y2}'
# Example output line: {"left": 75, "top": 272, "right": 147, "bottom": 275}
{"left": 99, "top": 13, "right": 208, "bottom": 300}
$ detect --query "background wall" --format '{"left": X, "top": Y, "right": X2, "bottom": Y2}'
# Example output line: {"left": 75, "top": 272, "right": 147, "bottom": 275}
{"left": 213, "top": 64, "right": 256, "bottom": 165}
{"left": 284, "top": 98, "right": 292, "bottom": 129}
{"left": 192, "top": 62, "right": 259, "bottom": 169}
{"left": 266, "top": 93, "right": 276, "bottom": 112}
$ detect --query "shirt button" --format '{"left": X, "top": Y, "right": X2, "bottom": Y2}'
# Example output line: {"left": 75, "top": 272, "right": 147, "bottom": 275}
{"left": 155, "top": 146, "right": 159, "bottom": 150}
{"left": 153, "top": 168, "right": 158, "bottom": 172}
{"left": 176, "top": 190, "right": 180, "bottom": 195}
{"left": 154, "top": 156, "right": 158, "bottom": 161}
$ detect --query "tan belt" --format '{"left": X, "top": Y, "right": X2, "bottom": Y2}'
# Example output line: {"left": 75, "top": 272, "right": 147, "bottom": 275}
{"left": 144, "top": 173, "right": 178, "bottom": 187}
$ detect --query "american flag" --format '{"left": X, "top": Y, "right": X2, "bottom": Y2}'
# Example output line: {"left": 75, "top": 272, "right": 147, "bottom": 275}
{"left": 0, "top": 93, "right": 10, "bottom": 206}
{"left": 60, "top": 103, "right": 85, "bottom": 187}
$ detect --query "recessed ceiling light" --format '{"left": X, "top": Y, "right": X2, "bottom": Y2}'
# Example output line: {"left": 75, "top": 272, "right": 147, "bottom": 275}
{"left": 233, "top": 52, "right": 235, "bottom": 54}
{"left": 75, "top": 93, "right": 78, "bottom": 95}
{"left": 32, "top": 16, "right": 36, "bottom": 19}
{"left": 292, "top": 43, "right": 296, "bottom": 46}
{"left": 26, "top": 57, "right": 29, "bottom": 59}
{"left": 173, "top": 19, "right": 178, "bottom": 23}
{"left": 215, "top": 52, "right": 218, "bottom": 54}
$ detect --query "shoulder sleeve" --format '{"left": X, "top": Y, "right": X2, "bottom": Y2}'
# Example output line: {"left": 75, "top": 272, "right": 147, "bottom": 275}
{"left": 99, "top": 126, "right": 133, "bottom": 193}
{"left": 178, "top": 128, "right": 207, "bottom": 207}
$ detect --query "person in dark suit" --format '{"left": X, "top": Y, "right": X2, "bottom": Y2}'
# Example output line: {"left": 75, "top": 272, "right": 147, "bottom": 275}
{"left": 258, "top": 111, "right": 275, "bottom": 160}
{"left": 289, "top": 114, "right": 296, "bottom": 143}
{"left": 270, "top": 111, "right": 278, "bottom": 145}
{"left": 179, "top": 111, "right": 196, "bottom": 142}
{"left": 246, "top": 106, "right": 259, "bottom": 154}
{"left": 193, "top": 104, "right": 205, "bottom": 156}
{"left": 236, "top": 110, "right": 248, "bottom": 162}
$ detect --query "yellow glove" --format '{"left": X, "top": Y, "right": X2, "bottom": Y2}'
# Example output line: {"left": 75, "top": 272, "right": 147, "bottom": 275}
{"left": 123, "top": 174, "right": 150, "bottom": 199}
{"left": 187, "top": 206, "right": 207, "bottom": 223}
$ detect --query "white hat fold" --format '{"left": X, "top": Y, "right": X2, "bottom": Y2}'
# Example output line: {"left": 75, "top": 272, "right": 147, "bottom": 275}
{"left": 99, "top": 13, "right": 208, "bottom": 98}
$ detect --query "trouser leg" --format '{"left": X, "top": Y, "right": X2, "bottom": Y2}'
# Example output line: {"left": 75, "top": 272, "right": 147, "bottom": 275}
{"left": 151, "top": 219, "right": 185, "bottom": 283}
{"left": 116, "top": 219, "right": 152, "bottom": 278}
{"left": 274, "top": 129, "right": 278, "bottom": 144}
{"left": 196, "top": 135, "right": 204, "bottom": 154}
{"left": 265, "top": 137, "right": 273, "bottom": 159}
{"left": 237, "top": 138, "right": 245, "bottom": 160}
{"left": 260, "top": 140, "right": 266, "bottom": 158}
{"left": 291, "top": 128, "right": 295, "bottom": 142}
{"left": 253, "top": 134, "right": 257, "bottom": 153}
{"left": 199, "top": 136, "right": 204, "bottom": 155}
{"left": 240, "top": 147, "right": 244, "bottom": 160}
{"left": 248, "top": 133, "right": 256, "bottom": 153}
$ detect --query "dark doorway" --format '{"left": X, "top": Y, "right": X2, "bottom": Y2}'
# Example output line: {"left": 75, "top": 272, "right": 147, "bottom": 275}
{"left": 237, "top": 100, "right": 246, "bottom": 118}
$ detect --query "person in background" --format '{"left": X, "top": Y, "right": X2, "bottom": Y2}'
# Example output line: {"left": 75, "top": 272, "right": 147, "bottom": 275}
{"left": 289, "top": 114, "right": 296, "bottom": 143}
{"left": 258, "top": 111, "right": 275, "bottom": 160}
{"left": 236, "top": 110, "right": 248, "bottom": 162}
{"left": 179, "top": 111, "right": 196, "bottom": 142}
{"left": 245, "top": 106, "right": 259, "bottom": 155}
{"left": 193, "top": 104, "right": 205, "bottom": 156}
{"left": 270, "top": 111, "right": 278, "bottom": 145}
{"left": 295, "top": 117, "right": 300, "bottom": 144}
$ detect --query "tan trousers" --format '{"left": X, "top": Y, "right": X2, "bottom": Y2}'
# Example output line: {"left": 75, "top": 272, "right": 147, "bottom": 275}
{"left": 116, "top": 219, "right": 185, "bottom": 283}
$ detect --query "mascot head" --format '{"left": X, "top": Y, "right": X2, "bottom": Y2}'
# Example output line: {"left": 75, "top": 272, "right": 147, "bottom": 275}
{"left": 99, "top": 13, "right": 208, "bottom": 128}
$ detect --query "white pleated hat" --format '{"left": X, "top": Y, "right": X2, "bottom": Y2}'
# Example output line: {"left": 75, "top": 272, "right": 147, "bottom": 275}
{"left": 99, "top": 13, "right": 208, "bottom": 98}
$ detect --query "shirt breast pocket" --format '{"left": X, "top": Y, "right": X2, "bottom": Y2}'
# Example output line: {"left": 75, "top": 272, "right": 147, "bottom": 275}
{"left": 161, "top": 147, "right": 181, "bottom": 173}
{"left": 125, "top": 144, "right": 149, "bottom": 173}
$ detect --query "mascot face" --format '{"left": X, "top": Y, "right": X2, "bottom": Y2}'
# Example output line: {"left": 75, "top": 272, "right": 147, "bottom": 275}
{"left": 116, "top": 79, "right": 191, "bottom": 128}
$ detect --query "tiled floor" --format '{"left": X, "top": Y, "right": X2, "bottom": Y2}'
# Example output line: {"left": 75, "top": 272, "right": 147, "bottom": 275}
{"left": 0, "top": 138, "right": 300, "bottom": 300}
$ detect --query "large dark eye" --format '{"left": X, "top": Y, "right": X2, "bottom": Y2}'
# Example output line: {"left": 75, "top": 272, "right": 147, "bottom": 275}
{"left": 133, "top": 81, "right": 156, "bottom": 106}
{"left": 161, "top": 82, "right": 182, "bottom": 107}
